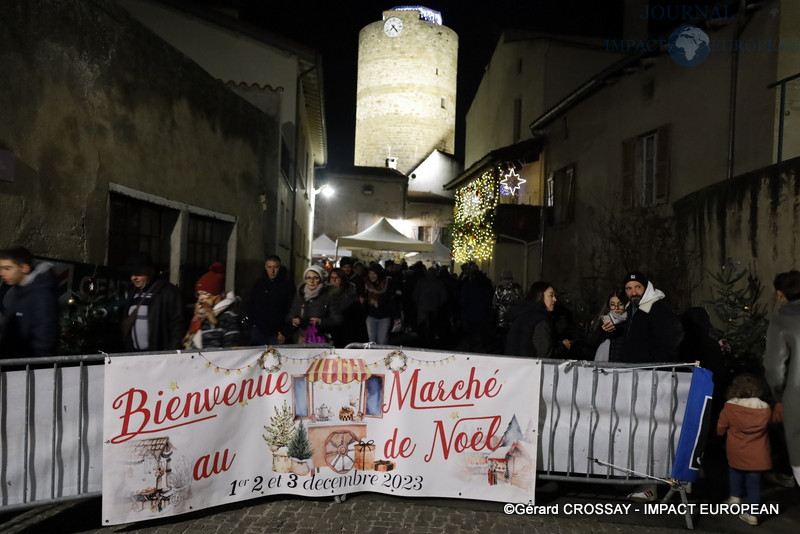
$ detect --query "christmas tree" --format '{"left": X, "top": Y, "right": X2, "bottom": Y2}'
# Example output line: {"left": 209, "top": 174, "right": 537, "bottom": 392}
{"left": 262, "top": 400, "right": 295, "bottom": 449}
{"left": 287, "top": 420, "right": 313, "bottom": 460}
{"left": 705, "top": 259, "right": 768, "bottom": 371}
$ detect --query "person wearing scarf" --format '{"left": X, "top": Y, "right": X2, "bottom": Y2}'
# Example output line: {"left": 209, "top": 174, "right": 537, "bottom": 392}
{"left": 183, "top": 262, "right": 240, "bottom": 349}
{"left": 286, "top": 265, "right": 342, "bottom": 344}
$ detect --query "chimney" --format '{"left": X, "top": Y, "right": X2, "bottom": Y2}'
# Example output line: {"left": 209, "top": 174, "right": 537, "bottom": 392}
{"left": 385, "top": 157, "right": 398, "bottom": 169}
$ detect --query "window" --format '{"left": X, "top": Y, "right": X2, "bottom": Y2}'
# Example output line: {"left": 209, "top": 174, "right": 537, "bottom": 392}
{"left": 107, "top": 193, "right": 177, "bottom": 273}
{"left": 546, "top": 165, "right": 575, "bottom": 225}
{"left": 621, "top": 124, "right": 671, "bottom": 207}
{"left": 417, "top": 226, "right": 433, "bottom": 243}
{"left": 364, "top": 375, "right": 384, "bottom": 417}
{"left": 180, "top": 214, "right": 233, "bottom": 302}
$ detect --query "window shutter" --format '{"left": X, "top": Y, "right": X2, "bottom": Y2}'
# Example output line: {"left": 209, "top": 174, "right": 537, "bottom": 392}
{"left": 621, "top": 137, "right": 635, "bottom": 207}
{"left": 654, "top": 124, "right": 671, "bottom": 204}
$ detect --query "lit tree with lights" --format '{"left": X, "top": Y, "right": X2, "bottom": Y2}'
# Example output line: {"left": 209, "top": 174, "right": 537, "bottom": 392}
{"left": 705, "top": 259, "right": 768, "bottom": 371}
{"left": 452, "top": 170, "right": 499, "bottom": 263}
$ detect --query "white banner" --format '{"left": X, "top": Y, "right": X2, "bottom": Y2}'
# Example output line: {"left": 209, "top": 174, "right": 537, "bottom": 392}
{"left": 102, "top": 348, "right": 541, "bottom": 524}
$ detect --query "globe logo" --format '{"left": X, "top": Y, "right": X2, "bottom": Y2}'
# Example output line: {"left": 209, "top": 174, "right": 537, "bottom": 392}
{"left": 668, "top": 25, "right": 711, "bottom": 66}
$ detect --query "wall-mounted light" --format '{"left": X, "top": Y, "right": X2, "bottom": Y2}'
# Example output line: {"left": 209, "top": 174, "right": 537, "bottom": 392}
{"left": 314, "top": 184, "right": 334, "bottom": 198}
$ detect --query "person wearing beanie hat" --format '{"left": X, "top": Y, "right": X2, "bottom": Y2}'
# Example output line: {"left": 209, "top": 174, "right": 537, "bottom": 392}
{"left": 121, "top": 251, "right": 185, "bottom": 352}
{"left": 611, "top": 270, "right": 676, "bottom": 365}
{"left": 184, "top": 262, "right": 240, "bottom": 349}
{"left": 622, "top": 271, "right": 649, "bottom": 291}
{"left": 607, "top": 269, "right": 677, "bottom": 503}
{"left": 286, "top": 264, "right": 342, "bottom": 344}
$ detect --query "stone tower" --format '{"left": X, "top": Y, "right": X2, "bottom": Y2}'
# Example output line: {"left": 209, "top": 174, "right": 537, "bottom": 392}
{"left": 354, "top": 7, "right": 458, "bottom": 175}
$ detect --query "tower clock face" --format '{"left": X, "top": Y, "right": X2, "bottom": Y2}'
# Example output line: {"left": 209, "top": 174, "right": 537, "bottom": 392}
{"left": 383, "top": 17, "right": 403, "bottom": 37}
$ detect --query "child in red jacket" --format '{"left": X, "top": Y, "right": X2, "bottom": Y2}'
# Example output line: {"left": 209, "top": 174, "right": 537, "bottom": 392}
{"left": 717, "top": 372, "right": 782, "bottom": 526}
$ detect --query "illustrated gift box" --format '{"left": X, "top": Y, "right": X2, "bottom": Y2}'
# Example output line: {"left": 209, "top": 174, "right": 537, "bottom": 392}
{"left": 354, "top": 440, "right": 376, "bottom": 470}
{"left": 374, "top": 459, "right": 395, "bottom": 472}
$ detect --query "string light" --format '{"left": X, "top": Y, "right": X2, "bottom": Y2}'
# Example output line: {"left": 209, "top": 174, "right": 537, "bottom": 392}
{"left": 452, "top": 169, "right": 499, "bottom": 263}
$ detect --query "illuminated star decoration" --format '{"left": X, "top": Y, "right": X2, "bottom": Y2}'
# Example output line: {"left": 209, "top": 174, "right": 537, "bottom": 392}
{"left": 499, "top": 168, "right": 525, "bottom": 195}
{"left": 169, "top": 382, "right": 179, "bottom": 391}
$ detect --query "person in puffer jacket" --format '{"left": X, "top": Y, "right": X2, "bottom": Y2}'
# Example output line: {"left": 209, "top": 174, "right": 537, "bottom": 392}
{"left": 184, "top": 262, "right": 240, "bottom": 349}
{"left": 717, "top": 372, "right": 782, "bottom": 526}
{"left": 0, "top": 246, "right": 59, "bottom": 358}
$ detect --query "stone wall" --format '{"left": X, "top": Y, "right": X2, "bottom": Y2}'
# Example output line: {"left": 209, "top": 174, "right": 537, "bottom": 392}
{"left": 0, "top": 0, "right": 280, "bottom": 292}
{"left": 674, "top": 156, "right": 800, "bottom": 307}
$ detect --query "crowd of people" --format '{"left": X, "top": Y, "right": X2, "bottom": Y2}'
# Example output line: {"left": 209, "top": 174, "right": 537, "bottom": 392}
{"left": 1, "top": 245, "right": 799, "bottom": 525}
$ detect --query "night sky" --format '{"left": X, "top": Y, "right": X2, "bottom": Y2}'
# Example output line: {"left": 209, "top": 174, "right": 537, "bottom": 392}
{"left": 192, "top": 1, "right": 627, "bottom": 168}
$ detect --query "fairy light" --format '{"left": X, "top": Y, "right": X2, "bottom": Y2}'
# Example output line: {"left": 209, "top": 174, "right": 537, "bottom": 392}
{"left": 452, "top": 170, "right": 499, "bottom": 263}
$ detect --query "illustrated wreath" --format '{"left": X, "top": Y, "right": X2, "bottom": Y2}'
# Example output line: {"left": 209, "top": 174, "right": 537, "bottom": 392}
{"left": 384, "top": 350, "right": 408, "bottom": 372}
{"left": 257, "top": 347, "right": 282, "bottom": 373}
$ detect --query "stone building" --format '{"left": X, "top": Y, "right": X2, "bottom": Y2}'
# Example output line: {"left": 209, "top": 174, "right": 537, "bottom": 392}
{"left": 354, "top": 6, "right": 457, "bottom": 176}
{"left": 445, "top": 30, "right": 620, "bottom": 286}
{"left": 0, "top": 0, "right": 323, "bottom": 306}
{"left": 316, "top": 6, "right": 458, "bottom": 262}
{"left": 119, "top": 0, "right": 326, "bottom": 282}
{"left": 447, "top": 0, "right": 800, "bottom": 310}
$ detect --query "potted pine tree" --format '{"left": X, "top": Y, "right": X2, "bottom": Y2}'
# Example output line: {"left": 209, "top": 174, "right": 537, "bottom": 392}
{"left": 288, "top": 420, "right": 314, "bottom": 476}
{"left": 263, "top": 400, "right": 295, "bottom": 473}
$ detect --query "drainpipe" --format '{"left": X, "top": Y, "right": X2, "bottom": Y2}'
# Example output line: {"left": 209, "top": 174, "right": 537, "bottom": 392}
{"left": 726, "top": 0, "right": 749, "bottom": 180}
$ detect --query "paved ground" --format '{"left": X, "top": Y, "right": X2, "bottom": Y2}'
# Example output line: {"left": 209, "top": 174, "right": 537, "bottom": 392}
{"left": 3, "top": 477, "right": 798, "bottom": 534}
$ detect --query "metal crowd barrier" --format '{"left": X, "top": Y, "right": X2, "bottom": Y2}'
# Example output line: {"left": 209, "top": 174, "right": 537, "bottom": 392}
{"left": 0, "top": 346, "right": 696, "bottom": 514}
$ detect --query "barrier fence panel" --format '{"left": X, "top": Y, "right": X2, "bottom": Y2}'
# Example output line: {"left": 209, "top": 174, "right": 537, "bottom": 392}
{"left": 0, "top": 348, "right": 699, "bottom": 519}
{"left": 536, "top": 359, "right": 694, "bottom": 484}
{"left": 0, "top": 355, "right": 106, "bottom": 511}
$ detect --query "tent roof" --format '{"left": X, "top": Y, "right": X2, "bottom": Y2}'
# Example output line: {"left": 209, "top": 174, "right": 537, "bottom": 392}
{"left": 312, "top": 234, "right": 351, "bottom": 257}
{"left": 337, "top": 218, "right": 434, "bottom": 252}
{"left": 407, "top": 240, "right": 451, "bottom": 262}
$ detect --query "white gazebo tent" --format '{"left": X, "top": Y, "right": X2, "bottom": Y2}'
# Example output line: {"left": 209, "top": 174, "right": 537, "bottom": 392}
{"left": 336, "top": 218, "right": 434, "bottom": 254}
{"left": 312, "top": 234, "right": 351, "bottom": 259}
{"left": 405, "top": 240, "right": 451, "bottom": 264}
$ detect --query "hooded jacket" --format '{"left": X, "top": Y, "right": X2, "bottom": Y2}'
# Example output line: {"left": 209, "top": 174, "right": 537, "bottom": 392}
{"left": 717, "top": 397, "right": 780, "bottom": 471}
{"left": 0, "top": 262, "right": 59, "bottom": 358}
{"left": 619, "top": 281, "right": 678, "bottom": 363}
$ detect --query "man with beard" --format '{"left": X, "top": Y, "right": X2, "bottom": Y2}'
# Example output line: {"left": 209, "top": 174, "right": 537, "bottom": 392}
{"left": 610, "top": 271, "right": 677, "bottom": 364}
{"left": 605, "top": 271, "right": 678, "bottom": 504}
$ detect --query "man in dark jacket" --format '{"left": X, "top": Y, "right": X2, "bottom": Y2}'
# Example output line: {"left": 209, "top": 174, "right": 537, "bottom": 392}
{"left": 248, "top": 255, "right": 295, "bottom": 345}
{"left": 121, "top": 252, "right": 185, "bottom": 352}
{"left": 617, "top": 271, "right": 678, "bottom": 364}
{"left": 0, "top": 246, "right": 59, "bottom": 358}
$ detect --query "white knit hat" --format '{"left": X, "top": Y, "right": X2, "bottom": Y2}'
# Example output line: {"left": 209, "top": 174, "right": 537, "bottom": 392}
{"left": 305, "top": 264, "right": 327, "bottom": 281}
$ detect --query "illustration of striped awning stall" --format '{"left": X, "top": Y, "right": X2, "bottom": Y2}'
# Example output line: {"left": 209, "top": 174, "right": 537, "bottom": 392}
{"left": 305, "top": 357, "right": 373, "bottom": 384}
